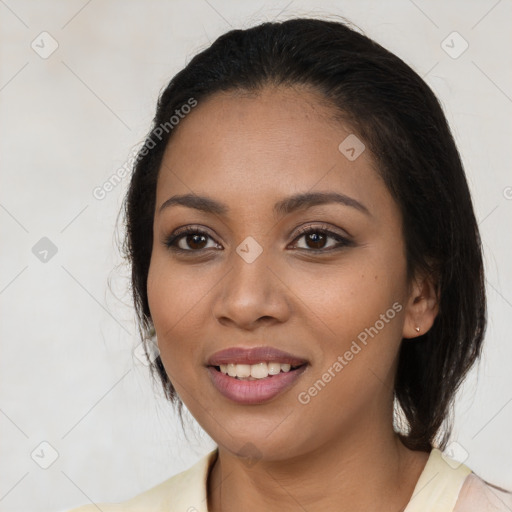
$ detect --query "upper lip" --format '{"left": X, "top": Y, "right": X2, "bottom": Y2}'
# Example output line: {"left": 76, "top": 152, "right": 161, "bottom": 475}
{"left": 207, "top": 346, "right": 308, "bottom": 366}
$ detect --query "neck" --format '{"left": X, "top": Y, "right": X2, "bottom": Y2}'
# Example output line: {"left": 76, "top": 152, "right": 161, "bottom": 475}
{"left": 207, "top": 420, "right": 429, "bottom": 512}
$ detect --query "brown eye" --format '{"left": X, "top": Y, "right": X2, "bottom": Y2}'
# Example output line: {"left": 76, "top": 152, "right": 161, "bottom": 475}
{"left": 183, "top": 233, "right": 208, "bottom": 250}
{"left": 291, "top": 226, "right": 352, "bottom": 252}
{"left": 304, "top": 232, "right": 327, "bottom": 249}
{"left": 164, "top": 227, "right": 220, "bottom": 252}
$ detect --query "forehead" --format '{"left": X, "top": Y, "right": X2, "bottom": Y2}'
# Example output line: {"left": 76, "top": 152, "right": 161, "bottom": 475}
{"left": 156, "top": 86, "right": 386, "bottom": 218}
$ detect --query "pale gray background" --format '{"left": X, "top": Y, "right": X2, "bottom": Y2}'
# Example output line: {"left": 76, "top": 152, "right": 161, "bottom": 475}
{"left": 1, "top": 1, "right": 511, "bottom": 511}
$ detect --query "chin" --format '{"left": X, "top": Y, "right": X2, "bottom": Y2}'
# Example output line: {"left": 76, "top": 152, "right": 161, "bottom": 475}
{"left": 206, "top": 419, "right": 310, "bottom": 462}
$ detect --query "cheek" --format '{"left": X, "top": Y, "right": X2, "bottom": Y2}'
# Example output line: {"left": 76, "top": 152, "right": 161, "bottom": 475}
{"left": 290, "top": 255, "right": 404, "bottom": 336}
{"left": 146, "top": 257, "right": 214, "bottom": 368}
{"left": 287, "top": 255, "right": 407, "bottom": 403}
{"left": 292, "top": 269, "right": 405, "bottom": 416}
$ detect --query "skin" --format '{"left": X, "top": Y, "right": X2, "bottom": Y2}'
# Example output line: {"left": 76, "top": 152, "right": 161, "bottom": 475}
{"left": 147, "top": 85, "right": 439, "bottom": 511}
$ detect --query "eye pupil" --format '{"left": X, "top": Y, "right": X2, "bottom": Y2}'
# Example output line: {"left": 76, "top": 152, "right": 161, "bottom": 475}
{"left": 187, "top": 234, "right": 207, "bottom": 250}
{"left": 306, "top": 232, "right": 326, "bottom": 249}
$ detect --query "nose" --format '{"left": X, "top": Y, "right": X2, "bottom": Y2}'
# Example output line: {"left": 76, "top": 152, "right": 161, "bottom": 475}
{"left": 211, "top": 247, "right": 291, "bottom": 330}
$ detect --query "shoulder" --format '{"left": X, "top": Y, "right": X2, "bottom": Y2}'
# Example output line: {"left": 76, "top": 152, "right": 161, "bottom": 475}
{"left": 66, "top": 448, "right": 218, "bottom": 512}
{"left": 454, "top": 473, "right": 512, "bottom": 512}
{"left": 405, "top": 448, "right": 512, "bottom": 512}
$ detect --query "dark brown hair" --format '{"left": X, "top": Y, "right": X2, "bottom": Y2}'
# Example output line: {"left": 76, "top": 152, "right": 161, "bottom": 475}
{"left": 121, "top": 17, "right": 486, "bottom": 452}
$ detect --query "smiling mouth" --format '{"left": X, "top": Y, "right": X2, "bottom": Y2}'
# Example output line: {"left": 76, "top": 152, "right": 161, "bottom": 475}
{"left": 212, "top": 362, "right": 306, "bottom": 380}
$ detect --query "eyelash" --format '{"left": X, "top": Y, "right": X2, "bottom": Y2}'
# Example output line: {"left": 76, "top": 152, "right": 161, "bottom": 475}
{"left": 163, "top": 224, "right": 353, "bottom": 255}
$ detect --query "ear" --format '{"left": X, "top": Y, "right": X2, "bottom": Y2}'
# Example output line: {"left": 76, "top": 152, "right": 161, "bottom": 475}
{"left": 402, "top": 269, "right": 439, "bottom": 339}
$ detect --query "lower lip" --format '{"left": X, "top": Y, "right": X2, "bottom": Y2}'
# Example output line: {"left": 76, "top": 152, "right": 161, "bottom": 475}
{"left": 207, "top": 365, "right": 307, "bottom": 405}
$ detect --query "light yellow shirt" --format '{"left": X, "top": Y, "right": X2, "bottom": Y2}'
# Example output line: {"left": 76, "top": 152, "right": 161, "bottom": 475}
{"left": 67, "top": 448, "right": 512, "bottom": 511}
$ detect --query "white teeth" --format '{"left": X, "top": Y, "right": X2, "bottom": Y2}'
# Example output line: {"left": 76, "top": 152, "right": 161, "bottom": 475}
{"left": 250, "top": 362, "right": 268, "bottom": 379}
{"left": 236, "top": 364, "right": 251, "bottom": 378}
{"left": 268, "top": 362, "right": 281, "bottom": 375}
{"left": 218, "top": 361, "right": 298, "bottom": 379}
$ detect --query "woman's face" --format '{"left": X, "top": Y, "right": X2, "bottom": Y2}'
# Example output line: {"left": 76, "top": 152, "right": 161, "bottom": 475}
{"left": 147, "top": 86, "right": 420, "bottom": 460}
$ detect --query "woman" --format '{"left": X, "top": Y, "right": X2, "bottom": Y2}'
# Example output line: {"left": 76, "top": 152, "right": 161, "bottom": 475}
{"left": 69, "top": 16, "right": 511, "bottom": 512}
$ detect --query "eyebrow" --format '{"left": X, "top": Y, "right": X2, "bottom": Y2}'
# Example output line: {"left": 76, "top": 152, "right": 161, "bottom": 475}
{"left": 158, "top": 191, "right": 371, "bottom": 218}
